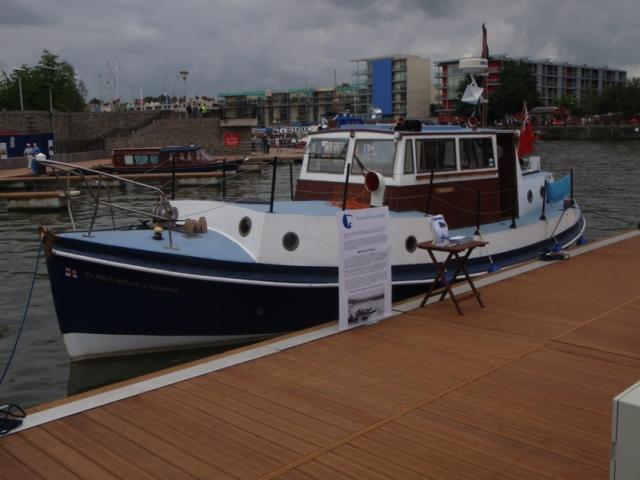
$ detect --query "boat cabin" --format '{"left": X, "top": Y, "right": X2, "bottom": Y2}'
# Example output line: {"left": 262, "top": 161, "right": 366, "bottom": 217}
{"left": 296, "top": 125, "right": 519, "bottom": 229}
{"left": 111, "top": 144, "right": 208, "bottom": 169}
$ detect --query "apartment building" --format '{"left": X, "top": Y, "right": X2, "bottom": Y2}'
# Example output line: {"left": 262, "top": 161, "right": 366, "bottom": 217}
{"left": 436, "top": 56, "right": 627, "bottom": 114}
{"left": 351, "top": 55, "right": 431, "bottom": 119}
{"left": 219, "top": 85, "right": 369, "bottom": 126}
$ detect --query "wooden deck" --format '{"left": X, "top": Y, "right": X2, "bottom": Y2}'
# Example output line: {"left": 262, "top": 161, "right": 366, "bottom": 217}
{"left": 2, "top": 232, "right": 640, "bottom": 479}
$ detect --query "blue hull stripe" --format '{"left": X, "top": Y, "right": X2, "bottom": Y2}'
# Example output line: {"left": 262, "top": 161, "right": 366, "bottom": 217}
{"left": 45, "top": 217, "right": 584, "bottom": 337}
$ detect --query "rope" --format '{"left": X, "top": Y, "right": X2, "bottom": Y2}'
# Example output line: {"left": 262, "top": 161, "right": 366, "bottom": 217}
{"left": 0, "top": 243, "right": 42, "bottom": 386}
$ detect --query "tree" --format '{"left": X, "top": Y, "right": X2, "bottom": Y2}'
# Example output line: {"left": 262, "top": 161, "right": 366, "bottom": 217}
{"left": 489, "top": 61, "right": 540, "bottom": 120}
{"left": 594, "top": 78, "right": 640, "bottom": 116}
{"left": 0, "top": 50, "right": 87, "bottom": 111}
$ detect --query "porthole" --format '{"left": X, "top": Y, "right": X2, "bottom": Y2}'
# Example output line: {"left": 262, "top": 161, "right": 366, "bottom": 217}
{"left": 540, "top": 185, "right": 546, "bottom": 199}
{"left": 405, "top": 235, "right": 417, "bottom": 253}
{"left": 527, "top": 190, "right": 533, "bottom": 203}
{"left": 282, "top": 232, "right": 299, "bottom": 251}
{"left": 239, "top": 216, "right": 252, "bottom": 237}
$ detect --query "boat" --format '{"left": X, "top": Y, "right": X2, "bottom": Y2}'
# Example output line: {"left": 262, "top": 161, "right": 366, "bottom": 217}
{"left": 37, "top": 120, "right": 584, "bottom": 360}
{"left": 99, "top": 144, "right": 244, "bottom": 174}
{"left": 349, "top": 307, "right": 377, "bottom": 324}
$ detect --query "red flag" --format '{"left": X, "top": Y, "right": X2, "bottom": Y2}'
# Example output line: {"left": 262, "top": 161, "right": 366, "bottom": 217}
{"left": 518, "top": 102, "right": 535, "bottom": 158}
{"left": 481, "top": 23, "right": 489, "bottom": 59}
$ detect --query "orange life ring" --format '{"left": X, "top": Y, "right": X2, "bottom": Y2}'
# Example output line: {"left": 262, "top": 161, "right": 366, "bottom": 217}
{"left": 467, "top": 116, "right": 478, "bottom": 128}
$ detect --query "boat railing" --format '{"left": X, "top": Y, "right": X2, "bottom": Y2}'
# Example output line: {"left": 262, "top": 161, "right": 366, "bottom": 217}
{"left": 38, "top": 159, "right": 178, "bottom": 247}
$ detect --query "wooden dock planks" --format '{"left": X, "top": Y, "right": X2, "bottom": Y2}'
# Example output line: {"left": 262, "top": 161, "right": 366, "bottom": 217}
{"left": 1, "top": 232, "right": 639, "bottom": 479}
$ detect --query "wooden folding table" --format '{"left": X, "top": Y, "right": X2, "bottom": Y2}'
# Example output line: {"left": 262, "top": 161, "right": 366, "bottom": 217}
{"left": 418, "top": 239, "right": 488, "bottom": 315}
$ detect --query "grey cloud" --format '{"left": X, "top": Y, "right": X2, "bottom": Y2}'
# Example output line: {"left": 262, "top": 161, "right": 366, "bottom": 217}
{"left": 0, "top": 0, "right": 57, "bottom": 25}
{"left": 0, "top": 0, "right": 637, "bottom": 101}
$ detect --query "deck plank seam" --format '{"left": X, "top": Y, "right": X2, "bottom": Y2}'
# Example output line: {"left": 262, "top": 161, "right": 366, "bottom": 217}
{"left": 154, "top": 386, "right": 309, "bottom": 462}
{"left": 551, "top": 337, "right": 640, "bottom": 362}
{"left": 78, "top": 409, "right": 202, "bottom": 480}
{"left": 39, "top": 422, "right": 159, "bottom": 480}
{"left": 19, "top": 427, "right": 119, "bottom": 480}
{"left": 99, "top": 401, "right": 244, "bottom": 480}
{"left": 417, "top": 401, "right": 606, "bottom": 471}
{"left": 0, "top": 445, "right": 47, "bottom": 480}
{"left": 86, "top": 409, "right": 209, "bottom": 480}
{"left": 171, "top": 378, "right": 329, "bottom": 451}
{"left": 137, "top": 389, "right": 296, "bottom": 473}
{"left": 257, "top": 291, "right": 640, "bottom": 479}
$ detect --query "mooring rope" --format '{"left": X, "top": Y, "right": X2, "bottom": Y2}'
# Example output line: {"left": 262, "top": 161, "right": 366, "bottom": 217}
{"left": 0, "top": 242, "right": 42, "bottom": 386}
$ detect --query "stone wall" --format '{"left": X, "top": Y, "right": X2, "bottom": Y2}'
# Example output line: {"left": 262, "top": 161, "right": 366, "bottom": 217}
{"left": 0, "top": 111, "right": 254, "bottom": 169}
{"left": 0, "top": 111, "right": 167, "bottom": 141}
{"left": 107, "top": 118, "right": 254, "bottom": 155}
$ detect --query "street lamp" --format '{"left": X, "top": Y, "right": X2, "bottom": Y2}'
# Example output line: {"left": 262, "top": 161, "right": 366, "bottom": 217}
{"left": 13, "top": 68, "right": 26, "bottom": 111}
{"left": 41, "top": 66, "right": 57, "bottom": 112}
{"left": 179, "top": 70, "right": 189, "bottom": 118}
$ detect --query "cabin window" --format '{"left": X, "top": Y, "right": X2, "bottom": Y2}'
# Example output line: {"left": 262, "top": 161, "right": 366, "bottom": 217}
{"left": 403, "top": 140, "right": 414, "bottom": 174}
{"left": 149, "top": 154, "right": 160, "bottom": 164}
{"left": 415, "top": 139, "right": 456, "bottom": 173}
{"left": 352, "top": 140, "right": 395, "bottom": 176}
{"left": 307, "top": 138, "right": 348, "bottom": 174}
{"left": 124, "top": 155, "right": 134, "bottom": 165}
{"left": 134, "top": 154, "right": 150, "bottom": 165}
{"left": 459, "top": 137, "right": 495, "bottom": 170}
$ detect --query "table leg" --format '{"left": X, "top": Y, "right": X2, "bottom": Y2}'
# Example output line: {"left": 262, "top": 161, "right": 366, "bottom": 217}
{"left": 434, "top": 251, "right": 463, "bottom": 315}
{"left": 420, "top": 250, "right": 446, "bottom": 307}
{"left": 459, "top": 258, "right": 485, "bottom": 308}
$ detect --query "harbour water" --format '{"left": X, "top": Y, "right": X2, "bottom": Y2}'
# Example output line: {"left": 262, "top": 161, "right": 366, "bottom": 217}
{"left": 0, "top": 141, "right": 638, "bottom": 408}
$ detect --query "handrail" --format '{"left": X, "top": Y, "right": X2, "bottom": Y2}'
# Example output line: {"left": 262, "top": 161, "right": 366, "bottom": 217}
{"left": 38, "top": 159, "right": 177, "bottom": 247}
{"left": 39, "top": 159, "right": 165, "bottom": 195}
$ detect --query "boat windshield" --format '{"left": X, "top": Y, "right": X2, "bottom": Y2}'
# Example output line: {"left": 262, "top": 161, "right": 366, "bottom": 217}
{"left": 351, "top": 139, "right": 396, "bottom": 176}
{"left": 307, "top": 138, "right": 348, "bottom": 174}
{"left": 416, "top": 139, "right": 456, "bottom": 172}
{"left": 459, "top": 137, "right": 495, "bottom": 169}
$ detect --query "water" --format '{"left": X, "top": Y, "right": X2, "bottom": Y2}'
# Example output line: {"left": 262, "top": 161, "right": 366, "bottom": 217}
{"left": 0, "top": 142, "right": 638, "bottom": 408}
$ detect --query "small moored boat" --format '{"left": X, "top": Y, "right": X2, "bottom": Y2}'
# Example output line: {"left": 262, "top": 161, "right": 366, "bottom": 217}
{"left": 100, "top": 144, "right": 243, "bottom": 174}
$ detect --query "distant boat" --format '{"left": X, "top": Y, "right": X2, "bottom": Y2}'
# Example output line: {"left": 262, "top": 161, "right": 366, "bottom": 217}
{"left": 349, "top": 306, "right": 377, "bottom": 323}
{"left": 100, "top": 144, "right": 244, "bottom": 174}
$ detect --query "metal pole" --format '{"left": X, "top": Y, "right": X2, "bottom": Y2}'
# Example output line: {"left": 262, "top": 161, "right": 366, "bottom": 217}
{"left": 425, "top": 160, "right": 436, "bottom": 215}
{"left": 17, "top": 75, "right": 24, "bottom": 111}
{"left": 475, "top": 190, "right": 481, "bottom": 235}
{"left": 570, "top": 168, "right": 574, "bottom": 203}
{"left": 171, "top": 154, "right": 176, "bottom": 200}
{"left": 342, "top": 164, "right": 351, "bottom": 211}
{"left": 269, "top": 156, "right": 278, "bottom": 213}
{"left": 49, "top": 86, "right": 53, "bottom": 112}
{"left": 222, "top": 158, "right": 226, "bottom": 199}
{"left": 289, "top": 161, "right": 294, "bottom": 201}
{"left": 540, "top": 179, "right": 547, "bottom": 221}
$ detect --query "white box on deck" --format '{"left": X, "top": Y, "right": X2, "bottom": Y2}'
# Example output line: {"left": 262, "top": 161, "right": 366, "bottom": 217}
{"left": 611, "top": 381, "right": 640, "bottom": 479}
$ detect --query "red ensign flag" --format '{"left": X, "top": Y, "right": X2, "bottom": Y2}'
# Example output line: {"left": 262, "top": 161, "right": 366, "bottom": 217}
{"left": 518, "top": 102, "right": 535, "bottom": 158}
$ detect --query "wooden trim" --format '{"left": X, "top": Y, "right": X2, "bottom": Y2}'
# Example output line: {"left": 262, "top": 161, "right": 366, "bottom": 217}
{"left": 415, "top": 169, "right": 497, "bottom": 180}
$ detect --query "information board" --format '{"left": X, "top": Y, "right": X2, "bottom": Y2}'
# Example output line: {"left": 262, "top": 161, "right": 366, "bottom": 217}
{"left": 337, "top": 207, "right": 392, "bottom": 330}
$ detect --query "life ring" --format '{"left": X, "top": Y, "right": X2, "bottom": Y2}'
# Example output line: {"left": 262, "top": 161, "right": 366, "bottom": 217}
{"left": 467, "top": 116, "right": 478, "bottom": 129}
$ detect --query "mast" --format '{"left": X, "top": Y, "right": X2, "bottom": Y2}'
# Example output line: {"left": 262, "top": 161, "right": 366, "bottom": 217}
{"left": 480, "top": 23, "right": 490, "bottom": 128}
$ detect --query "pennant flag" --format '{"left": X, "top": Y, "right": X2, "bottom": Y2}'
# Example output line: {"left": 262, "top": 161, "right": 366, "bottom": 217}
{"left": 481, "top": 23, "right": 489, "bottom": 59}
{"left": 517, "top": 102, "right": 535, "bottom": 158}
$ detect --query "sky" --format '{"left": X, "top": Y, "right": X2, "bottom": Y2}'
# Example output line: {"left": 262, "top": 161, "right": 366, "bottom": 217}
{"left": 1, "top": 0, "right": 638, "bottom": 102}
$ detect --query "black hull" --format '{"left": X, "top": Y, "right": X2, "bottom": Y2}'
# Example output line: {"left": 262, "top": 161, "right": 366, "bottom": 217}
{"left": 45, "top": 254, "right": 428, "bottom": 338}
{"left": 43, "top": 215, "right": 585, "bottom": 356}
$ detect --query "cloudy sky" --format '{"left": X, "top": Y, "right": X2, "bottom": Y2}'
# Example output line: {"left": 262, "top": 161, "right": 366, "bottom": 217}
{"left": 2, "top": 0, "right": 638, "bottom": 101}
